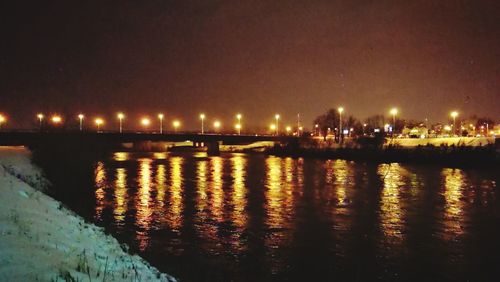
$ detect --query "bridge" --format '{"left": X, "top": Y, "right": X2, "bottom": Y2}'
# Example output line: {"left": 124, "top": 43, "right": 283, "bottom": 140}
{"left": 0, "top": 131, "right": 300, "bottom": 155}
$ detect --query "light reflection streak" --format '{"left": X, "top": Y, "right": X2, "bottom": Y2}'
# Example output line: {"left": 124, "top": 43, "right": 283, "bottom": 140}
{"left": 113, "top": 152, "right": 129, "bottom": 161}
{"left": 266, "top": 157, "right": 284, "bottom": 229}
{"left": 231, "top": 154, "right": 247, "bottom": 229}
{"left": 331, "top": 160, "right": 355, "bottom": 240}
{"left": 153, "top": 152, "right": 167, "bottom": 160}
{"left": 136, "top": 158, "right": 153, "bottom": 250}
{"left": 442, "top": 168, "right": 465, "bottom": 238}
{"left": 196, "top": 160, "right": 208, "bottom": 214}
{"left": 264, "top": 156, "right": 296, "bottom": 274}
{"left": 209, "top": 157, "right": 224, "bottom": 223}
{"left": 156, "top": 164, "right": 167, "bottom": 210}
{"left": 333, "top": 160, "right": 349, "bottom": 205}
{"left": 378, "top": 163, "right": 407, "bottom": 241}
{"left": 94, "top": 161, "right": 107, "bottom": 220}
{"left": 114, "top": 168, "right": 127, "bottom": 224}
{"left": 265, "top": 157, "right": 294, "bottom": 238}
{"left": 167, "top": 157, "right": 183, "bottom": 231}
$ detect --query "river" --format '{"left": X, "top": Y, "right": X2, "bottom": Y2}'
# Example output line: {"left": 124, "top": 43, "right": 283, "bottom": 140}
{"left": 43, "top": 151, "right": 499, "bottom": 281}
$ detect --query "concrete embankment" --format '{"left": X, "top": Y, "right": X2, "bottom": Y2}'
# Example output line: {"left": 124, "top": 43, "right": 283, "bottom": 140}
{"left": 0, "top": 146, "right": 176, "bottom": 281}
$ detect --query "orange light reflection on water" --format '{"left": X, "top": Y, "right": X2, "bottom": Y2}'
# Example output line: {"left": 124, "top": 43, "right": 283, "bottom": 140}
{"left": 114, "top": 168, "right": 127, "bottom": 225}
{"left": 209, "top": 157, "right": 224, "bottom": 223}
{"left": 231, "top": 154, "right": 247, "bottom": 229}
{"left": 378, "top": 163, "right": 406, "bottom": 241}
{"left": 136, "top": 158, "right": 153, "bottom": 250}
{"left": 265, "top": 157, "right": 294, "bottom": 241}
{"left": 113, "top": 152, "right": 129, "bottom": 161}
{"left": 167, "top": 157, "right": 183, "bottom": 231}
{"left": 155, "top": 164, "right": 167, "bottom": 210}
{"left": 442, "top": 168, "right": 465, "bottom": 239}
{"left": 94, "top": 161, "right": 107, "bottom": 220}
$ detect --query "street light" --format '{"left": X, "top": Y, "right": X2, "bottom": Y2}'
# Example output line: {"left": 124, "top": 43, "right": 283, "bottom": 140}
{"left": 52, "top": 115, "right": 62, "bottom": 125}
{"left": 235, "top": 123, "right": 241, "bottom": 134}
{"left": 450, "top": 111, "right": 458, "bottom": 136}
{"left": 275, "top": 114, "right": 280, "bottom": 135}
{"left": 141, "top": 118, "right": 150, "bottom": 132}
{"left": 390, "top": 108, "right": 398, "bottom": 137}
{"left": 95, "top": 118, "right": 104, "bottom": 132}
{"left": 286, "top": 126, "right": 292, "bottom": 134}
{"left": 37, "top": 113, "right": 44, "bottom": 130}
{"left": 213, "top": 120, "right": 221, "bottom": 133}
{"left": 200, "top": 113, "right": 205, "bottom": 134}
{"left": 338, "top": 107, "right": 344, "bottom": 143}
{"left": 158, "top": 113, "right": 164, "bottom": 134}
{"left": 173, "top": 120, "right": 180, "bottom": 133}
{"left": 117, "top": 113, "right": 124, "bottom": 133}
{"left": 270, "top": 124, "right": 276, "bottom": 135}
{"left": 236, "top": 113, "right": 242, "bottom": 135}
{"left": 363, "top": 123, "right": 367, "bottom": 135}
{"left": 0, "top": 114, "right": 5, "bottom": 130}
{"left": 78, "top": 114, "right": 84, "bottom": 131}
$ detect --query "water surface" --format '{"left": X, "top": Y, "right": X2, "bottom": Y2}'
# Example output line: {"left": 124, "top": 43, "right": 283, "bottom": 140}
{"left": 49, "top": 152, "right": 500, "bottom": 281}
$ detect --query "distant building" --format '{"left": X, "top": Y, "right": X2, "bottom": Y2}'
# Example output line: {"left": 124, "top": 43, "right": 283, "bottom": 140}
{"left": 402, "top": 125, "right": 428, "bottom": 138}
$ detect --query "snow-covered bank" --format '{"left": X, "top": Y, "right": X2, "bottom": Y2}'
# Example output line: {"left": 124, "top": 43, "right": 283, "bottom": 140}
{"left": 0, "top": 146, "right": 176, "bottom": 281}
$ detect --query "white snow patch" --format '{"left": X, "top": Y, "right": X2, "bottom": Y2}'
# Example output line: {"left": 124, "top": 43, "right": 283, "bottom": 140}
{"left": 0, "top": 146, "right": 176, "bottom": 281}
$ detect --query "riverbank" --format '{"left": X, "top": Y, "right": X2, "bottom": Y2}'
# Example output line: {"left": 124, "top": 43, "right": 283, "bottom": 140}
{"left": 267, "top": 144, "right": 499, "bottom": 167}
{"left": 0, "top": 146, "right": 176, "bottom": 281}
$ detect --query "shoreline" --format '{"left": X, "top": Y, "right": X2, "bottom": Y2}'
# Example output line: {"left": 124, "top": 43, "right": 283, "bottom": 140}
{"left": 0, "top": 146, "right": 176, "bottom": 281}
{"left": 265, "top": 145, "right": 500, "bottom": 167}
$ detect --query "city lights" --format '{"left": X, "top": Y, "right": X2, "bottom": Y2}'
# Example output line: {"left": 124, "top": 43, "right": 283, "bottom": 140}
{"left": 173, "top": 120, "right": 180, "bottom": 132}
{"left": 390, "top": 108, "right": 398, "bottom": 137}
{"left": 450, "top": 111, "right": 458, "bottom": 136}
{"left": 158, "top": 113, "right": 164, "bottom": 134}
{"left": 0, "top": 114, "right": 5, "bottom": 130}
{"left": 338, "top": 107, "right": 344, "bottom": 142}
{"left": 275, "top": 114, "right": 280, "bottom": 135}
{"left": 270, "top": 124, "right": 276, "bottom": 133}
{"left": 37, "top": 113, "right": 44, "bottom": 129}
{"left": 78, "top": 114, "right": 84, "bottom": 131}
{"left": 52, "top": 115, "right": 62, "bottom": 124}
{"left": 200, "top": 113, "right": 205, "bottom": 134}
{"left": 95, "top": 118, "right": 104, "bottom": 132}
{"left": 117, "top": 113, "right": 124, "bottom": 133}
{"left": 236, "top": 113, "right": 242, "bottom": 135}
{"left": 213, "top": 120, "right": 221, "bottom": 132}
{"left": 141, "top": 118, "right": 151, "bottom": 128}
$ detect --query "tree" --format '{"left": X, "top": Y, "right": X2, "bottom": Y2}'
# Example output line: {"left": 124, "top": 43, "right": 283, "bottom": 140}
{"left": 313, "top": 109, "right": 340, "bottom": 138}
{"left": 363, "top": 115, "right": 385, "bottom": 134}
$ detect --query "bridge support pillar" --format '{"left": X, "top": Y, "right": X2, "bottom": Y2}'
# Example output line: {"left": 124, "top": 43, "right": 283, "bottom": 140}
{"left": 206, "top": 141, "right": 220, "bottom": 156}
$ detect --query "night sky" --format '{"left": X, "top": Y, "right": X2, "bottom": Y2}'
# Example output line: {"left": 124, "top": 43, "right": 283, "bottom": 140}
{"left": 1, "top": 0, "right": 499, "bottom": 130}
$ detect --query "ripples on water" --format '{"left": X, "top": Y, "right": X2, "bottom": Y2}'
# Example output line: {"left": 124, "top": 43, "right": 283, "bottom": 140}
{"left": 89, "top": 152, "right": 499, "bottom": 281}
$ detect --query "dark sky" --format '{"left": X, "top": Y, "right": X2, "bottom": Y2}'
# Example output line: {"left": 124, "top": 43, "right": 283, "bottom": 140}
{"left": 1, "top": 0, "right": 499, "bottom": 130}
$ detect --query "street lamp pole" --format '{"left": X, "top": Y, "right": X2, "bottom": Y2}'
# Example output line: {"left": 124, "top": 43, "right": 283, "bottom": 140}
{"left": 451, "top": 111, "right": 458, "bottom": 136}
{"left": 275, "top": 114, "right": 280, "bottom": 135}
{"left": 0, "top": 115, "right": 5, "bottom": 130}
{"left": 78, "top": 114, "right": 84, "bottom": 131}
{"left": 95, "top": 119, "right": 103, "bottom": 132}
{"left": 37, "top": 114, "right": 44, "bottom": 130}
{"left": 236, "top": 114, "right": 242, "bottom": 135}
{"left": 390, "top": 108, "right": 398, "bottom": 138}
{"left": 158, "top": 114, "right": 164, "bottom": 134}
{"left": 117, "top": 113, "right": 124, "bottom": 133}
{"left": 338, "top": 107, "right": 344, "bottom": 143}
{"left": 200, "top": 114, "right": 205, "bottom": 134}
